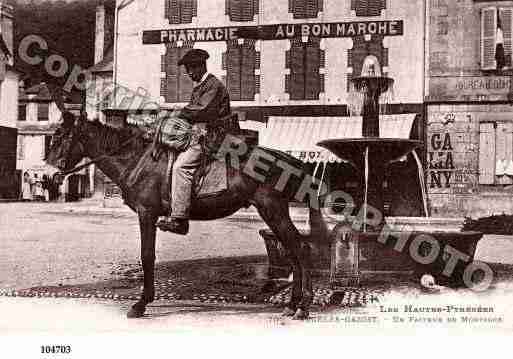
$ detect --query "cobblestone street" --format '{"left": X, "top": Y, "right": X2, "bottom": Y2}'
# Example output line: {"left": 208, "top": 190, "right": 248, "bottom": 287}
{"left": 0, "top": 202, "right": 266, "bottom": 290}
{"left": 2, "top": 201, "right": 513, "bottom": 333}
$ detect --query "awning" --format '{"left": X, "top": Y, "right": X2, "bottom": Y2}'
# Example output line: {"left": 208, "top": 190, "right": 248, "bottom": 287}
{"left": 258, "top": 114, "right": 417, "bottom": 163}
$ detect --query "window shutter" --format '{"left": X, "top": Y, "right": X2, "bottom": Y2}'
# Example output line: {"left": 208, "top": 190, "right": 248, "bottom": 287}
{"left": 38, "top": 103, "right": 49, "bottom": 121}
{"left": 166, "top": 0, "right": 196, "bottom": 24}
{"left": 178, "top": 47, "right": 193, "bottom": 101}
{"left": 18, "top": 105, "right": 26, "bottom": 121}
{"left": 479, "top": 122, "right": 496, "bottom": 184}
{"left": 495, "top": 122, "right": 513, "bottom": 184}
{"left": 287, "top": 39, "right": 306, "bottom": 100}
{"left": 305, "top": 0, "right": 318, "bottom": 18}
{"left": 305, "top": 39, "right": 322, "bottom": 100}
{"left": 290, "top": 0, "right": 322, "bottom": 19}
{"left": 241, "top": 40, "right": 257, "bottom": 100}
{"left": 352, "top": 0, "right": 385, "bottom": 17}
{"left": 226, "top": 41, "right": 242, "bottom": 100}
{"left": 481, "top": 7, "right": 497, "bottom": 70}
{"left": 500, "top": 8, "right": 513, "bottom": 68}
{"left": 161, "top": 44, "right": 193, "bottom": 103}
{"left": 241, "top": 0, "right": 255, "bottom": 21}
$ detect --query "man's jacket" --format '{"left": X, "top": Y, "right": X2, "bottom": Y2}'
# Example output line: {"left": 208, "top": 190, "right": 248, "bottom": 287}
{"left": 177, "top": 74, "right": 231, "bottom": 152}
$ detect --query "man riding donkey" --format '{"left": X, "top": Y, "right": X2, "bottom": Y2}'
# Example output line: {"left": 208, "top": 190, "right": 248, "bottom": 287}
{"left": 156, "top": 48, "right": 231, "bottom": 235}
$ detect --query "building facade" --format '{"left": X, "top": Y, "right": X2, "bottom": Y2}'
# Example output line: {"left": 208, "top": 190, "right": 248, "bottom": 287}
{"left": 0, "top": 2, "right": 20, "bottom": 199}
{"left": 86, "top": 0, "right": 115, "bottom": 200}
{"left": 107, "top": 0, "right": 427, "bottom": 215}
{"left": 426, "top": 0, "right": 513, "bottom": 217}
{"left": 17, "top": 82, "right": 84, "bottom": 201}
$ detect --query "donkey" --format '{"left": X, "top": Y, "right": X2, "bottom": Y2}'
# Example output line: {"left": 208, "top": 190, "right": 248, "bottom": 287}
{"left": 46, "top": 113, "right": 328, "bottom": 319}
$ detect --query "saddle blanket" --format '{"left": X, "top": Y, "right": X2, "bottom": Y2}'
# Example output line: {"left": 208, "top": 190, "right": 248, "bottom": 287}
{"left": 193, "top": 158, "right": 227, "bottom": 198}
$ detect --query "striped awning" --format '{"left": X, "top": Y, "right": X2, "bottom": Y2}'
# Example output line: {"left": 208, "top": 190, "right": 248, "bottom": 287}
{"left": 258, "top": 114, "right": 417, "bottom": 163}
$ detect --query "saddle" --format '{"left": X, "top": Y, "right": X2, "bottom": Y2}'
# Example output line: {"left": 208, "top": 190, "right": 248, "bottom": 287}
{"left": 148, "top": 113, "right": 241, "bottom": 201}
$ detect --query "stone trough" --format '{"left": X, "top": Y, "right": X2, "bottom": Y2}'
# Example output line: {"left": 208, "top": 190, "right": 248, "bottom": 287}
{"left": 260, "top": 216, "right": 484, "bottom": 287}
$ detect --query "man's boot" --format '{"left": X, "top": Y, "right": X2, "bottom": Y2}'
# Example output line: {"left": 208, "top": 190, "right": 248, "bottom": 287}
{"left": 156, "top": 217, "right": 189, "bottom": 235}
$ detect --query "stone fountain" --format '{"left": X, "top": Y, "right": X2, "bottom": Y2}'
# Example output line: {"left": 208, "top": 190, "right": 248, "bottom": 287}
{"left": 261, "top": 56, "right": 484, "bottom": 290}
{"left": 315, "top": 56, "right": 484, "bottom": 288}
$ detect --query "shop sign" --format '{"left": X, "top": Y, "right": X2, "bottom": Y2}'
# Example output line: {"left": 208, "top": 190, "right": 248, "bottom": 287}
{"left": 143, "top": 20, "right": 403, "bottom": 44}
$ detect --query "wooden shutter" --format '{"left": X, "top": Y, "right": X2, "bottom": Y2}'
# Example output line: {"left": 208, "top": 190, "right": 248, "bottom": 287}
{"left": 226, "top": 0, "right": 257, "bottom": 22}
{"left": 241, "top": 40, "right": 257, "bottom": 100}
{"left": 38, "top": 103, "right": 49, "bottom": 121}
{"left": 290, "top": 0, "right": 322, "bottom": 19}
{"left": 225, "top": 41, "right": 242, "bottom": 100}
{"left": 500, "top": 8, "right": 513, "bottom": 68}
{"left": 161, "top": 44, "right": 193, "bottom": 103}
{"left": 18, "top": 105, "right": 26, "bottom": 121}
{"left": 481, "top": 7, "right": 497, "bottom": 70}
{"left": 479, "top": 122, "right": 496, "bottom": 184}
{"left": 165, "top": 0, "right": 196, "bottom": 24}
{"left": 352, "top": 0, "right": 385, "bottom": 17}
{"left": 287, "top": 39, "right": 306, "bottom": 100}
{"left": 305, "top": 38, "right": 322, "bottom": 100}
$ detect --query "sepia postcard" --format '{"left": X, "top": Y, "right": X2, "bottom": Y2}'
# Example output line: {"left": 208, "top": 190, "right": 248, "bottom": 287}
{"left": 1, "top": 0, "right": 512, "bottom": 357}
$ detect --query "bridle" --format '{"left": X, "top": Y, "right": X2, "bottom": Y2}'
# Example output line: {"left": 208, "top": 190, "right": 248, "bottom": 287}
{"left": 52, "top": 125, "right": 145, "bottom": 183}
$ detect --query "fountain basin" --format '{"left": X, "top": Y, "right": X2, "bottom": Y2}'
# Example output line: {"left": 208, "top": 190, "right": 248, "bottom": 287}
{"left": 260, "top": 227, "right": 483, "bottom": 287}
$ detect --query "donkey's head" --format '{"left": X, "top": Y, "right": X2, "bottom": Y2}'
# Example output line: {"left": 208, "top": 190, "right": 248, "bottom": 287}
{"left": 46, "top": 111, "right": 87, "bottom": 172}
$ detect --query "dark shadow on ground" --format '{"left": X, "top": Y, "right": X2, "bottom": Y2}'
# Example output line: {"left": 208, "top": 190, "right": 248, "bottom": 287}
{"left": 14, "top": 256, "right": 513, "bottom": 311}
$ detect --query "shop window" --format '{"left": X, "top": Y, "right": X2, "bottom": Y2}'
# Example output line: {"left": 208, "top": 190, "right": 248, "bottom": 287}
{"left": 351, "top": 0, "right": 386, "bottom": 17}
{"left": 165, "top": 0, "right": 197, "bottom": 24}
{"left": 222, "top": 39, "right": 260, "bottom": 101}
{"left": 479, "top": 122, "right": 513, "bottom": 185}
{"left": 285, "top": 37, "right": 325, "bottom": 100}
{"left": 289, "top": 0, "right": 323, "bottom": 19}
{"left": 481, "top": 7, "right": 513, "bottom": 71}
{"left": 18, "top": 104, "right": 26, "bottom": 121}
{"left": 226, "top": 0, "right": 258, "bottom": 22}
{"left": 160, "top": 43, "right": 194, "bottom": 103}
{"left": 37, "top": 103, "right": 49, "bottom": 121}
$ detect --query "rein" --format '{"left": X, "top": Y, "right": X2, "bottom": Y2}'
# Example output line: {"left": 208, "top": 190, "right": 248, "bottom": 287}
{"left": 53, "top": 131, "right": 145, "bottom": 181}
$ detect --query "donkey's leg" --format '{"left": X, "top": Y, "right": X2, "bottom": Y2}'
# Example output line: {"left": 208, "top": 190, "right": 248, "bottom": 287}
{"left": 255, "top": 195, "right": 311, "bottom": 319}
{"left": 127, "top": 209, "right": 157, "bottom": 318}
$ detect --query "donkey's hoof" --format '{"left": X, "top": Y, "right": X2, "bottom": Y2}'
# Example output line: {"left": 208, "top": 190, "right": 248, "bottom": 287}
{"left": 282, "top": 306, "right": 296, "bottom": 317}
{"left": 127, "top": 305, "right": 145, "bottom": 318}
{"left": 292, "top": 308, "right": 309, "bottom": 320}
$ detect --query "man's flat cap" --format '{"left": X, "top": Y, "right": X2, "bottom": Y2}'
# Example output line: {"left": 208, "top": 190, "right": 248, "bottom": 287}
{"left": 178, "top": 49, "right": 209, "bottom": 66}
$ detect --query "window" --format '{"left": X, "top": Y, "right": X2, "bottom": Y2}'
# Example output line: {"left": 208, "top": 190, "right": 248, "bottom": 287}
{"left": 479, "top": 122, "right": 513, "bottom": 185}
{"left": 37, "top": 103, "right": 49, "bottom": 121}
{"left": 18, "top": 104, "right": 26, "bottom": 121}
{"left": 222, "top": 39, "right": 260, "bottom": 100}
{"left": 481, "top": 7, "right": 513, "bottom": 71}
{"left": 161, "top": 43, "right": 194, "bottom": 103}
{"left": 285, "top": 38, "right": 325, "bottom": 100}
{"left": 165, "top": 0, "right": 197, "bottom": 24}
{"left": 289, "top": 0, "right": 323, "bottom": 19}
{"left": 351, "top": 0, "right": 386, "bottom": 17}
{"left": 226, "top": 0, "right": 258, "bottom": 22}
